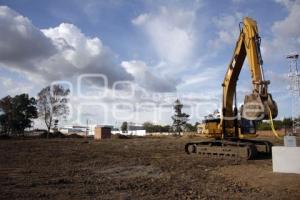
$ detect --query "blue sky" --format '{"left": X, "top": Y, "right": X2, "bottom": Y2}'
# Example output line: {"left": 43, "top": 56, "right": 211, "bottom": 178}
{"left": 0, "top": 0, "right": 299, "bottom": 127}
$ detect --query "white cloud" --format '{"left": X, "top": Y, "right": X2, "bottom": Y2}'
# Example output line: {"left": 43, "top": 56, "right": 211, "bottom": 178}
{"left": 132, "top": 6, "right": 197, "bottom": 66}
{"left": 42, "top": 23, "right": 103, "bottom": 68}
{"left": 40, "top": 23, "right": 133, "bottom": 85}
{"left": 0, "top": 77, "right": 33, "bottom": 97}
{"left": 0, "top": 6, "right": 132, "bottom": 88}
{"left": 209, "top": 13, "right": 242, "bottom": 50}
{"left": 263, "top": 0, "right": 300, "bottom": 62}
{"left": 121, "top": 60, "right": 177, "bottom": 92}
{"left": 0, "top": 6, "right": 56, "bottom": 64}
{"left": 178, "top": 67, "right": 223, "bottom": 89}
{"left": 0, "top": 5, "right": 191, "bottom": 128}
{"left": 274, "top": 0, "right": 296, "bottom": 9}
{"left": 132, "top": 14, "right": 149, "bottom": 25}
{"left": 272, "top": 1, "right": 300, "bottom": 38}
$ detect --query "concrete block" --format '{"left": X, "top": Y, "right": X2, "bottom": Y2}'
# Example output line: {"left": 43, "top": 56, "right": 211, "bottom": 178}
{"left": 284, "top": 136, "right": 297, "bottom": 147}
{"left": 272, "top": 146, "right": 300, "bottom": 174}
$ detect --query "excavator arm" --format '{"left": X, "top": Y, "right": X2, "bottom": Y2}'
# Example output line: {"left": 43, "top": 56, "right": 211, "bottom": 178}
{"left": 221, "top": 17, "right": 278, "bottom": 137}
{"left": 185, "top": 17, "right": 276, "bottom": 159}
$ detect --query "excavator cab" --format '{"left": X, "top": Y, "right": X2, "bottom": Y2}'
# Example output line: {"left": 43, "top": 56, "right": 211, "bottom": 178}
{"left": 240, "top": 117, "right": 256, "bottom": 135}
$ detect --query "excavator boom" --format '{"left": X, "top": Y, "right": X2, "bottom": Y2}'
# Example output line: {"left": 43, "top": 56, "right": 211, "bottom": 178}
{"left": 222, "top": 17, "right": 277, "bottom": 138}
{"left": 185, "top": 17, "right": 278, "bottom": 159}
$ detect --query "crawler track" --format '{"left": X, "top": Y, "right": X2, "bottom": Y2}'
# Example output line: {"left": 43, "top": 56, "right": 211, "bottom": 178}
{"left": 185, "top": 139, "right": 273, "bottom": 160}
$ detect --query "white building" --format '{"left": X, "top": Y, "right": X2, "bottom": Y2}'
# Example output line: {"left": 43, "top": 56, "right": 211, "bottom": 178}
{"left": 59, "top": 124, "right": 113, "bottom": 136}
{"left": 60, "top": 123, "right": 146, "bottom": 136}
{"left": 112, "top": 129, "right": 146, "bottom": 136}
{"left": 59, "top": 125, "right": 88, "bottom": 136}
{"left": 112, "top": 123, "right": 146, "bottom": 136}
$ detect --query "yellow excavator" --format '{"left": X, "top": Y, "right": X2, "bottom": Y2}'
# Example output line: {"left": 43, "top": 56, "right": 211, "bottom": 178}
{"left": 185, "top": 17, "right": 278, "bottom": 159}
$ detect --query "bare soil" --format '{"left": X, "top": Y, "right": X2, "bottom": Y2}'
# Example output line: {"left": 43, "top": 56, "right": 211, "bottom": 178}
{"left": 0, "top": 136, "right": 300, "bottom": 200}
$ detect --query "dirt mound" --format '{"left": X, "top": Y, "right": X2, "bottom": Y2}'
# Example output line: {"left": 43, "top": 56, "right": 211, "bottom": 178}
{"left": 112, "top": 133, "right": 130, "bottom": 139}
{"left": 40, "top": 131, "right": 66, "bottom": 138}
{"left": 66, "top": 134, "right": 84, "bottom": 138}
{"left": 0, "top": 134, "right": 11, "bottom": 140}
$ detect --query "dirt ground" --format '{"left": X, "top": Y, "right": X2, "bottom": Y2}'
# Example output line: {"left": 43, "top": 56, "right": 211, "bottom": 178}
{"left": 0, "top": 136, "right": 300, "bottom": 200}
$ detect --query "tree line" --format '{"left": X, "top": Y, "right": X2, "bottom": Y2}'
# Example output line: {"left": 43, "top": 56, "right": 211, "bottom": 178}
{"left": 140, "top": 119, "right": 294, "bottom": 133}
{"left": 120, "top": 121, "right": 172, "bottom": 133}
{"left": 0, "top": 94, "right": 37, "bottom": 135}
{"left": 256, "top": 118, "right": 294, "bottom": 131}
{"left": 0, "top": 84, "right": 69, "bottom": 137}
{"left": 119, "top": 121, "right": 198, "bottom": 133}
{"left": 0, "top": 90, "right": 296, "bottom": 137}
{"left": 143, "top": 122, "right": 198, "bottom": 133}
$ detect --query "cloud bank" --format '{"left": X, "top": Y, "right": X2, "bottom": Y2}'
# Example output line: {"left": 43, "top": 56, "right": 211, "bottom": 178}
{"left": 0, "top": 6, "right": 132, "bottom": 87}
{"left": 132, "top": 6, "right": 197, "bottom": 67}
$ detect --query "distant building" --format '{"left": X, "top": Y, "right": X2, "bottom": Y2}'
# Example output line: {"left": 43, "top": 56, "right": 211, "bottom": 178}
{"left": 59, "top": 125, "right": 87, "bottom": 136}
{"left": 59, "top": 124, "right": 113, "bottom": 136}
{"left": 94, "top": 125, "right": 112, "bottom": 140}
{"left": 112, "top": 123, "right": 146, "bottom": 136}
{"left": 59, "top": 123, "right": 146, "bottom": 136}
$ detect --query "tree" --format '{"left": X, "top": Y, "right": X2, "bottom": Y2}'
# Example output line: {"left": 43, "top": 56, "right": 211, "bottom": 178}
{"left": 283, "top": 117, "right": 293, "bottom": 129}
{"left": 185, "top": 123, "right": 197, "bottom": 132}
{"left": 256, "top": 117, "right": 294, "bottom": 131}
{"left": 171, "top": 99, "right": 189, "bottom": 136}
{"left": 0, "top": 96, "right": 13, "bottom": 134}
{"left": 12, "top": 94, "right": 38, "bottom": 134}
{"left": 37, "top": 84, "right": 70, "bottom": 137}
{"left": 143, "top": 122, "right": 154, "bottom": 133}
{"left": 121, "top": 121, "right": 128, "bottom": 133}
{"left": 143, "top": 122, "right": 171, "bottom": 133}
{"left": 53, "top": 119, "right": 59, "bottom": 132}
{"left": 0, "top": 94, "right": 37, "bottom": 135}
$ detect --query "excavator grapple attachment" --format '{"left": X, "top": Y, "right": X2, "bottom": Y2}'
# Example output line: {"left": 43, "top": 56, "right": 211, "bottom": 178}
{"left": 242, "top": 93, "right": 265, "bottom": 120}
{"left": 242, "top": 93, "right": 278, "bottom": 120}
{"left": 264, "top": 94, "right": 278, "bottom": 119}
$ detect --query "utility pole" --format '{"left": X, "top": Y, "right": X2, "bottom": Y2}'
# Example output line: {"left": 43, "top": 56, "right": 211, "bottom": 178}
{"left": 286, "top": 52, "right": 300, "bottom": 135}
{"left": 86, "top": 119, "right": 89, "bottom": 137}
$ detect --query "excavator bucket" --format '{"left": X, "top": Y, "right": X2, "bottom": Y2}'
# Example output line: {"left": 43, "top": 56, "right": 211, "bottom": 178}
{"left": 242, "top": 93, "right": 277, "bottom": 120}
{"left": 264, "top": 94, "right": 278, "bottom": 119}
